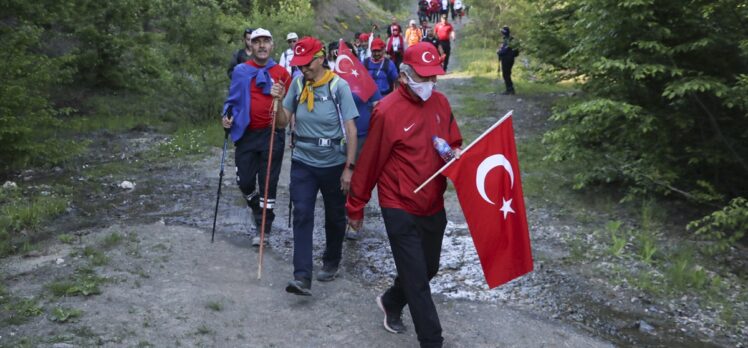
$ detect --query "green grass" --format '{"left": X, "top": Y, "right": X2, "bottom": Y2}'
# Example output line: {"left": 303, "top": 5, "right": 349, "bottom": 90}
{"left": 605, "top": 220, "right": 628, "bottom": 257}
{"left": 3, "top": 297, "right": 44, "bottom": 325}
{"left": 49, "top": 307, "right": 82, "bottom": 323}
{"left": 65, "top": 93, "right": 164, "bottom": 133}
{"left": 146, "top": 121, "right": 225, "bottom": 160}
{"left": 196, "top": 324, "right": 214, "bottom": 335}
{"left": 0, "top": 187, "right": 69, "bottom": 257}
{"left": 206, "top": 301, "right": 223, "bottom": 312}
{"left": 454, "top": 47, "right": 576, "bottom": 95}
{"left": 47, "top": 268, "right": 106, "bottom": 297}
{"left": 82, "top": 160, "right": 136, "bottom": 179}
{"left": 82, "top": 246, "right": 109, "bottom": 266}
{"left": 100, "top": 232, "right": 123, "bottom": 249}
{"left": 58, "top": 233, "right": 75, "bottom": 244}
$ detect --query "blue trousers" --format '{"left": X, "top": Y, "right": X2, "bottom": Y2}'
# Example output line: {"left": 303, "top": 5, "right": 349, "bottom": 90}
{"left": 290, "top": 160, "right": 347, "bottom": 282}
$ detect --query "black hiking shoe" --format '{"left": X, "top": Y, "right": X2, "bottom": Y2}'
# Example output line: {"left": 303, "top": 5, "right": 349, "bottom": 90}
{"left": 376, "top": 294, "right": 406, "bottom": 333}
{"left": 500, "top": 89, "right": 515, "bottom": 95}
{"left": 285, "top": 278, "right": 311, "bottom": 296}
{"left": 316, "top": 264, "right": 338, "bottom": 282}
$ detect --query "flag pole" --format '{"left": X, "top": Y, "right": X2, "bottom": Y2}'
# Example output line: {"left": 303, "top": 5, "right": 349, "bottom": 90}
{"left": 413, "top": 110, "right": 513, "bottom": 193}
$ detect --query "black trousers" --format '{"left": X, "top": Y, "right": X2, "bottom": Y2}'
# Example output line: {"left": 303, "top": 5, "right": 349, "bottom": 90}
{"left": 501, "top": 57, "right": 515, "bottom": 92}
{"left": 381, "top": 208, "right": 446, "bottom": 348}
{"left": 439, "top": 40, "right": 451, "bottom": 72}
{"left": 234, "top": 127, "right": 285, "bottom": 233}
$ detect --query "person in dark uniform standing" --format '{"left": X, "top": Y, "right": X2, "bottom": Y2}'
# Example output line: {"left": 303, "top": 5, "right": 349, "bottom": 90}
{"left": 497, "top": 26, "right": 519, "bottom": 95}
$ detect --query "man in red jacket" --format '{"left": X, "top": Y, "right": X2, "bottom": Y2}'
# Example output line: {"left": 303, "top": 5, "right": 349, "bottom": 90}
{"left": 346, "top": 42, "right": 462, "bottom": 348}
{"left": 433, "top": 14, "right": 455, "bottom": 72}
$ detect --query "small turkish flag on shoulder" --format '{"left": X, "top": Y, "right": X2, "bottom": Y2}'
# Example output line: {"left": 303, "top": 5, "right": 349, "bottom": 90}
{"left": 336, "top": 40, "right": 378, "bottom": 102}
{"left": 442, "top": 111, "right": 533, "bottom": 288}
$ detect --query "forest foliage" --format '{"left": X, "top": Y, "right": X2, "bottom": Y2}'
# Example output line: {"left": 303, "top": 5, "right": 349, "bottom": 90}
{"left": 0, "top": 0, "right": 314, "bottom": 172}
{"left": 466, "top": 0, "right": 747, "bottom": 246}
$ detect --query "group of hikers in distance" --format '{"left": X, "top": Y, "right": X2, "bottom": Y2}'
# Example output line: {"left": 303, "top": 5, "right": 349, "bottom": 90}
{"left": 218, "top": 2, "right": 519, "bottom": 346}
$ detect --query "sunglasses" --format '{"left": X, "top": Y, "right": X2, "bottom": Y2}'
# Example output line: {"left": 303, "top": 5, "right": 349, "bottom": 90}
{"left": 287, "top": 39, "right": 298, "bottom": 44}
{"left": 298, "top": 56, "right": 320, "bottom": 69}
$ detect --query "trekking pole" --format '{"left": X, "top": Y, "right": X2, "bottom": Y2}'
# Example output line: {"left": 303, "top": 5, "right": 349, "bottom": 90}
{"left": 211, "top": 107, "right": 233, "bottom": 243}
{"left": 257, "top": 98, "right": 279, "bottom": 279}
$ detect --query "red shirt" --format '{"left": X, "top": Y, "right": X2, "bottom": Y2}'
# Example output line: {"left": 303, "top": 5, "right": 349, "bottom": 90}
{"left": 346, "top": 84, "right": 462, "bottom": 219}
{"left": 246, "top": 60, "right": 292, "bottom": 130}
{"left": 434, "top": 22, "right": 454, "bottom": 41}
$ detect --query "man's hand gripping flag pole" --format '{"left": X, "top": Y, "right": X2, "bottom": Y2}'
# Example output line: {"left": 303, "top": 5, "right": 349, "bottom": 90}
{"left": 413, "top": 110, "right": 534, "bottom": 288}
{"left": 413, "top": 110, "right": 514, "bottom": 193}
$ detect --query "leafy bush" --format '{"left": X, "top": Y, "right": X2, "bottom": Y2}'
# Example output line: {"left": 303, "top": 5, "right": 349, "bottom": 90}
{"left": 1, "top": 0, "right": 318, "bottom": 171}
{"left": 526, "top": 0, "right": 747, "bottom": 227}
{"left": 688, "top": 197, "right": 748, "bottom": 253}
{"left": 0, "top": 22, "right": 83, "bottom": 171}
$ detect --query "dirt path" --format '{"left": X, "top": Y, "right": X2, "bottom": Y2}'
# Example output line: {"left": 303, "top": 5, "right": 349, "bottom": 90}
{"left": 0, "top": 139, "right": 612, "bottom": 347}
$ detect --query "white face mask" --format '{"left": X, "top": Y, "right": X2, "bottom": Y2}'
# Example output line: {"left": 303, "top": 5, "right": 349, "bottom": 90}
{"left": 406, "top": 74, "right": 435, "bottom": 101}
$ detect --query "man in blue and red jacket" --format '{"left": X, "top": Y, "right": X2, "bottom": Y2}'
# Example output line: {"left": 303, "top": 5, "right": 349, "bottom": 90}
{"left": 222, "top": 28, "right": 291, "bottom": 246}
{"left": 346, "top": 42, "right": 462, "bottom": 348}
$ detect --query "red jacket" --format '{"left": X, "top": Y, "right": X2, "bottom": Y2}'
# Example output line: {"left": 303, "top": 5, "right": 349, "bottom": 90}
{"left": 346, "top": 84, "right": 462, "bottom": 220}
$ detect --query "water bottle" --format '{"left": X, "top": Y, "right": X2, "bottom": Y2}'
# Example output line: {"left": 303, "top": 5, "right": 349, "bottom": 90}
{"left": 432, "top": 136, "right": 454, "bottom": 162}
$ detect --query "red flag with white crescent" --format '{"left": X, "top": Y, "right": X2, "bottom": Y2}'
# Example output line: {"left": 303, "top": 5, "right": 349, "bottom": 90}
{"left": 442, "top": 112, "right": 533, "bottom": 288}
{"left": 335, "top": 40, "right": 378, "bottom": 102}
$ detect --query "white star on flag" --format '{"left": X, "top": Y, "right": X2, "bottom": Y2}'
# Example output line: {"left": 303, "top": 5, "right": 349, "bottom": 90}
{"left": 500, "top": 198, "right": 514, "bottom": 219}
{"left": 351, "top": 69, "right": 359, "bottom": 77}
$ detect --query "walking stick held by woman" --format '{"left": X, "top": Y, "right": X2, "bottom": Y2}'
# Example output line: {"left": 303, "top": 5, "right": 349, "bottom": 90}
{"left": 211, "top": 106, "right": 233, "bottom": 243}
{"left": 257, "top": 97, "right": 280, "bottom": 279}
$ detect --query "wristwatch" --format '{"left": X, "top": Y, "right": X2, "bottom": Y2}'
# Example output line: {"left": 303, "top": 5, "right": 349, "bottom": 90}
{"left": 346, "top": 163, "right": 356, "bottom": 171}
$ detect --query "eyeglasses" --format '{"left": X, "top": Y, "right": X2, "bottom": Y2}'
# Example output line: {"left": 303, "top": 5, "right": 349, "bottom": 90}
{"left": 287, "top": 39, "right": 297, "bottom": 44}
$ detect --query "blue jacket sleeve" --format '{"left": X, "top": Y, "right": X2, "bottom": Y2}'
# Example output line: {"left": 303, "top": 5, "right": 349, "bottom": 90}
{"left": 387, "top": 60, "right": 399, "bottom": 83}
{"left": 223, "top": 64, "right": 251, "bottom": 142}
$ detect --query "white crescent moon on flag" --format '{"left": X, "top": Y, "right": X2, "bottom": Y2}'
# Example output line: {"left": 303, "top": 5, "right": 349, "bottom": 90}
{"left": 422, "top": 52, "right": 435, "bottom": 63}
{"left": 335, "top": 54, "right": 354, "bottom": 74}
{"left": 295, "top": 46, "right": 304, "bottom": 55}
{"left": 476, "top": 154, "right": 514, "bottom": 205}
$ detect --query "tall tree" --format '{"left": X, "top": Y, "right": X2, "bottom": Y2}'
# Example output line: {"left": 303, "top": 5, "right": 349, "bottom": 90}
{"left": 531, "top": 0, "right": 748, "bottom": 205}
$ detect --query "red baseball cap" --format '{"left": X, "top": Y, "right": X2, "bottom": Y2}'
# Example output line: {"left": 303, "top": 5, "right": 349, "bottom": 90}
{"left": 290, "top": 36, "right": 323, "bottom": 66}
{"left": 371, "top": 37, "right": 385, "bottom": 51}
{"left": 403, "top": 42, "right": 445, "bottom": 77}
{"left": 358, "top": 33, "right": 370, "bottom": 42}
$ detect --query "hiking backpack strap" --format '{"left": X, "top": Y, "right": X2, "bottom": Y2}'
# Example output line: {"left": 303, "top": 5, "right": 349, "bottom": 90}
{"left": 290, "top": 75, "right": 346, "bottom": 147}
{"left": 326, "top": 76, "right": 347, "bottom": 144}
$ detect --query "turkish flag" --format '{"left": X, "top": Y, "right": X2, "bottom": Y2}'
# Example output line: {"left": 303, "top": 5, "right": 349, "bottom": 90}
{"left": 335, "top": 40, "right": 378, "bottom": 102}
{"left": 442, "top": 111, "right": 533, "bottom": 288}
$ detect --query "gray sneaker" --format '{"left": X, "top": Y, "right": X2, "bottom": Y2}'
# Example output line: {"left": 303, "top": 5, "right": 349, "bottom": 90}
{"left": 316, "top": 264, "right": 338, "bottom": 282}
{"left": 345, "top": 226, "right": 361, "bottom": 240}
{"left": 251, "top": 235, "right": 266, "bottom": 247}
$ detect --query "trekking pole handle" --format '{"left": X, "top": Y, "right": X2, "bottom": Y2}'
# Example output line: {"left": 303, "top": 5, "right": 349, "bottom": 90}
{"left": 223, "top": 106, "right": 234, "bottom": 137}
